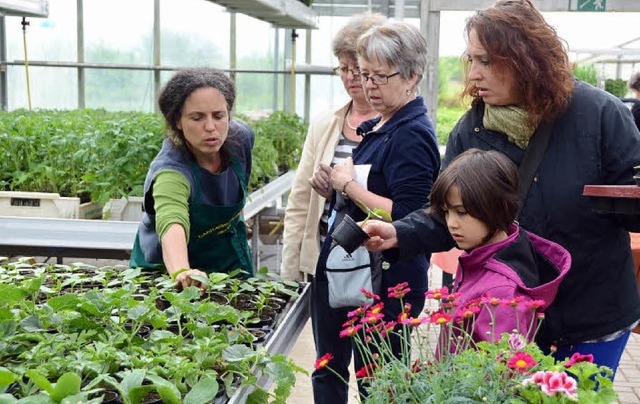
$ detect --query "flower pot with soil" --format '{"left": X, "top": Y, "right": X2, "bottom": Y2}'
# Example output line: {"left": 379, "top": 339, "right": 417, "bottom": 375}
{"left": 331, "top": 199, "right": 392, "bottom": 254}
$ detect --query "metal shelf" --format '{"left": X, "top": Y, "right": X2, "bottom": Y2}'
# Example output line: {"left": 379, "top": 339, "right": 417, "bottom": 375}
{"left": 228, "top": 282, "right": 311, "bottom": 403}
{"left": 0, "top": 170, "right": 296, "bottom": 262}
{"left": 208, "top": 0, "right": 318, "bottom": 29}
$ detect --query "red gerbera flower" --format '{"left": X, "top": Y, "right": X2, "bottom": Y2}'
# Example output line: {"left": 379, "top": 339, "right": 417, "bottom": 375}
{"left": 360, "top": 288, "right": 381, "bottom": 301}
{"left": 524, "top": 299, "right": 546, "bottom": 310}
{"left": 355, "top": 362, "right": 378, "bottom": 378}
{"left": 314, "top": 353, "right": 334, "bottom": 370}
{"left": 368, "top": 302, "right": 385, "bottom": 315}
{"left": 429, "top": 310, "right": 453, "bottom": 325}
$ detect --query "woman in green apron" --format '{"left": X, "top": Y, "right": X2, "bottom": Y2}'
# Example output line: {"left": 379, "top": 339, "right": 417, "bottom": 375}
{"left": 131, "top": 68, "right": 254, "bottom": 291}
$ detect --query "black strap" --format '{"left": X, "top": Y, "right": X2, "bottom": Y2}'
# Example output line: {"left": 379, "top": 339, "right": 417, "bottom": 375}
{"left": 516, "top": 120, "right": 554, "bottom": 219}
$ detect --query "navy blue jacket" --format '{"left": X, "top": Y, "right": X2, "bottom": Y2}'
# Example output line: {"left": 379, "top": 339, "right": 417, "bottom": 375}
{"left": 319, "top": 96, "right": 440, "bottom": 297}
{"left": 395, "top": 81, "right": 640, "bottom": 344}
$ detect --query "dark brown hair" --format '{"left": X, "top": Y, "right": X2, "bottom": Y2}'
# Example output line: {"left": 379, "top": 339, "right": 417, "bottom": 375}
{"left": 429, "top": 149, "right": 519, "bottom": 236}
{"left": 629, "top": 72, "right": 640, "bottom": 93}
{"left": 462, "top": 0, "right": 574, "bottom": 126}
{"left": 158, "top": 68, "right": 239, "bottom": 162}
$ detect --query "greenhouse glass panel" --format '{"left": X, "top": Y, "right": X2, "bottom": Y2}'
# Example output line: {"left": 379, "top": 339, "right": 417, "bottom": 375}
{"left": 236, "top": 14, "right": 276, "bottom": 70}
{"left": 235, "top": 72, "right": 280, "bottom": 115}
{"left": 8, "top": 66, "right": 76, "bottom": 110}
{"left": 160, "top": 0, "right": 229, "bottom": 68}
{"left": 5, "top": 0, "right": 76, "bottom": 62}
{"left": 85, "top": 70, "right": 154, "bottom": 112}
{"left": 84, "top": 0, "right": 154, "bottom": 65}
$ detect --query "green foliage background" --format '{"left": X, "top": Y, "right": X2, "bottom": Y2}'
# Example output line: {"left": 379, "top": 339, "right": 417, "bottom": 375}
{"left": 0, "top": 109, "right": 307, "bottom": 202}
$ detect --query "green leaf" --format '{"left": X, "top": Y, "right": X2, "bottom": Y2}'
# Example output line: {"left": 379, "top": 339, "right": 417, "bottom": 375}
{"left": 121, "top": 369, "right": 146, "bottom": 398}
{"left": 149, "top": 330, "right": 178, "bottom": 342}
{"left": 46, "top": 294, "right": 81, "bottom": 312}
{"left": 247, "top": 387, "right": 270, "bottom": 404}
{"left": 183, "top": 378, "right": 218, "bottom": 404}
{"left": 0, "top": 285, "right": 28, "bottom": 305}
{"left": 19, "top": 314, "right": 44, "bottom": 332}
{"left": 372, "top": 208, "right": 392, "bottom": 222}
{"left": 223, "top": 345, "right": 256, "bottom": 362}
{"left": 50, "top": 373, "right": 81, "bottom": 403}
{"left": 145, "top": 374, "right": 181, "bottom": 404}
{"left": 127, "top": 304, "right": 149, "bottom": 321}
{"left": 0, "top": 308, "right": 11, "bottom": 321}
{"left": 0, "top": 368, "right": 17, "bottom": 388}
{"left": 189, "top": 274, "right": 209, "bottom": 285}
{"left": 128, "top": 385, "right": 155, "bottom": 404}
{"left": 25, "top": 370, "right": 53, "bottom": 395}
{"left": 0, "top": 394, "right": 17, "bottom": 403}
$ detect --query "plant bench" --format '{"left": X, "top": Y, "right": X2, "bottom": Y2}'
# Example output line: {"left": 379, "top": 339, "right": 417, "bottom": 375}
{"left": 0, "top": 171, "right": 296, "bottom": 265}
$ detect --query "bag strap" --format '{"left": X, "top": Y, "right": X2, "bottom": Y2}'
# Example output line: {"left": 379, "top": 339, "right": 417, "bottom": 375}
{"left": 516, "top": 120, "right": 554, "bottom": 219}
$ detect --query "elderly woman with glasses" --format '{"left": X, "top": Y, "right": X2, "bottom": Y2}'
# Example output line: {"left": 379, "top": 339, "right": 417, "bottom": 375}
{"left": 310, "top": 21, "right": 441, "bottom": 403}
{"left": 281, "top": 12, "right": 387, "bottom": 283}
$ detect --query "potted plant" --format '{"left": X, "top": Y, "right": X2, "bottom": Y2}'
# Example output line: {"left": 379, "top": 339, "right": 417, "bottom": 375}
{"left": 331, "top": 199, "right": 392, "bottom": 254}
{"left": 316, "top": 285, "right": 618, "bottom": 403}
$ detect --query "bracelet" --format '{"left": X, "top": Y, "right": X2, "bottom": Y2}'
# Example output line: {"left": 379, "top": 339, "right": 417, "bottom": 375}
{"left": 341, "top": 178, "right": 357, "bottom": 197}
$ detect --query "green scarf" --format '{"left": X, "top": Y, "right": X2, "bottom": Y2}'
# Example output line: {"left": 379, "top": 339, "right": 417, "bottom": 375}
{"left": 483, "top": 104, "right": 535, "bottom": 149}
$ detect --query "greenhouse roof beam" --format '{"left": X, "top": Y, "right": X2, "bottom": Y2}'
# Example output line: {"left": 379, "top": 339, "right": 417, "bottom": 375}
{"left": 0, "top": 0, "right": 48, "bottom": 17}
{"left": 311, "top": 0, "right": 640, "bottom": 16}
{"left": 207, "top": 0, "right": 318, "bottom": 29}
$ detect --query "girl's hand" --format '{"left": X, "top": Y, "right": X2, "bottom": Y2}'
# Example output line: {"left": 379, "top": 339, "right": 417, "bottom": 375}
{"left": 331, "top": 157, "right": 356, "bottom": 193}
{"left": 172, "top": 268, "right": 208, "bottom": 294}
{"left": 308, "top": 163, "right": 333, "bottom": 199}
{"left": 362, "top": 220, "right": 399, "bottom": 251}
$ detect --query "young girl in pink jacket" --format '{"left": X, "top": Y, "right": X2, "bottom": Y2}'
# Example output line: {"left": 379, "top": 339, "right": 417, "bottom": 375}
{"left": 428, "top": 149, "right": 571, "bottom": 351}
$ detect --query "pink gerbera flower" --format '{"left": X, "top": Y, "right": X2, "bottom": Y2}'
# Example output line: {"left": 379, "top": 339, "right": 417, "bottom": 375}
{"left": 507, "top": 351, "right": 537, "bottom": 373}
{"left": 563, "top": 352, "right": 594, "bottom": 368}
{"left": 339, "top": 324, "right": 363, "bottom": 338}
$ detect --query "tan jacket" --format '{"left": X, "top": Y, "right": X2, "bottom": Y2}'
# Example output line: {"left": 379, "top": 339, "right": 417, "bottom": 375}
{"left": 280, "top": 103, "right": 350, "bottom": 281}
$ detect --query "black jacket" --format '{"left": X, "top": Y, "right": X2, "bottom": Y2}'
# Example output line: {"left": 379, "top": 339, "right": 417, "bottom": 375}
{"left": 395, "top": 80, "right": 640, "bottom": 345}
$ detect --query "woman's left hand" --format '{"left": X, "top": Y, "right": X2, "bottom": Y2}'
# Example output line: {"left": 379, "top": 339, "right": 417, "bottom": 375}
{"left": 331, "top": 157, "right": 356, "bottom": 192}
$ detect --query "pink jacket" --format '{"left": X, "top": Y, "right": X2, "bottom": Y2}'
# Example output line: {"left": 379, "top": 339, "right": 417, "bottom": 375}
{"left": 444, "top": 224, "right": 571, "bottom": 351}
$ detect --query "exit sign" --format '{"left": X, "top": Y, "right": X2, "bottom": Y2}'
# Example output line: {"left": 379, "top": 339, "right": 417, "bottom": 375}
{"left": 568, "top": 0, "right": 606, "bottom": 11}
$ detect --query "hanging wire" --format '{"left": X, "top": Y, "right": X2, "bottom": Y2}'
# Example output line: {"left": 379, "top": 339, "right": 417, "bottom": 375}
{"left": 21, "top": 17, "right": 32, "bottom": 110}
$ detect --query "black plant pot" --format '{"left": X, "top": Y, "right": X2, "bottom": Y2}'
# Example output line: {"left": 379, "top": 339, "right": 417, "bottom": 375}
{"left": 331, "top": 214, "right": 370, "bottom": 254}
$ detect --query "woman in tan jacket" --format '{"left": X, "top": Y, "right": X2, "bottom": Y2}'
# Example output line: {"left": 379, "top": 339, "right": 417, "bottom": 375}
{"left": 280, "top": 12, "right": 386, "bottom": 281}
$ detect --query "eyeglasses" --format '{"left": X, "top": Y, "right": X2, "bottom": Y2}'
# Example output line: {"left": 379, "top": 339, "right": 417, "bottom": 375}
{"left": 333, "top": 66, "right": 361, "bottom": 78}
{"left": 359, "top": 72, "right": 400, "bottom": 85}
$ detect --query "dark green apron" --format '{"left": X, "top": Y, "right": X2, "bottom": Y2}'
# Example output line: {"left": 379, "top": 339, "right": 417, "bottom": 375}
{"left": 131, "top": 157, "right": 253, "bottom": 277}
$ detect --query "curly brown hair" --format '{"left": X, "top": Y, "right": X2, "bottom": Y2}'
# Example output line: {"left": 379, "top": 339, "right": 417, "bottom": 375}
{"left": 158, "top": 68, "right": 239, "bottom": 163}
{"left": 462, "top": 0, "right": 574, "bottom": 126}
